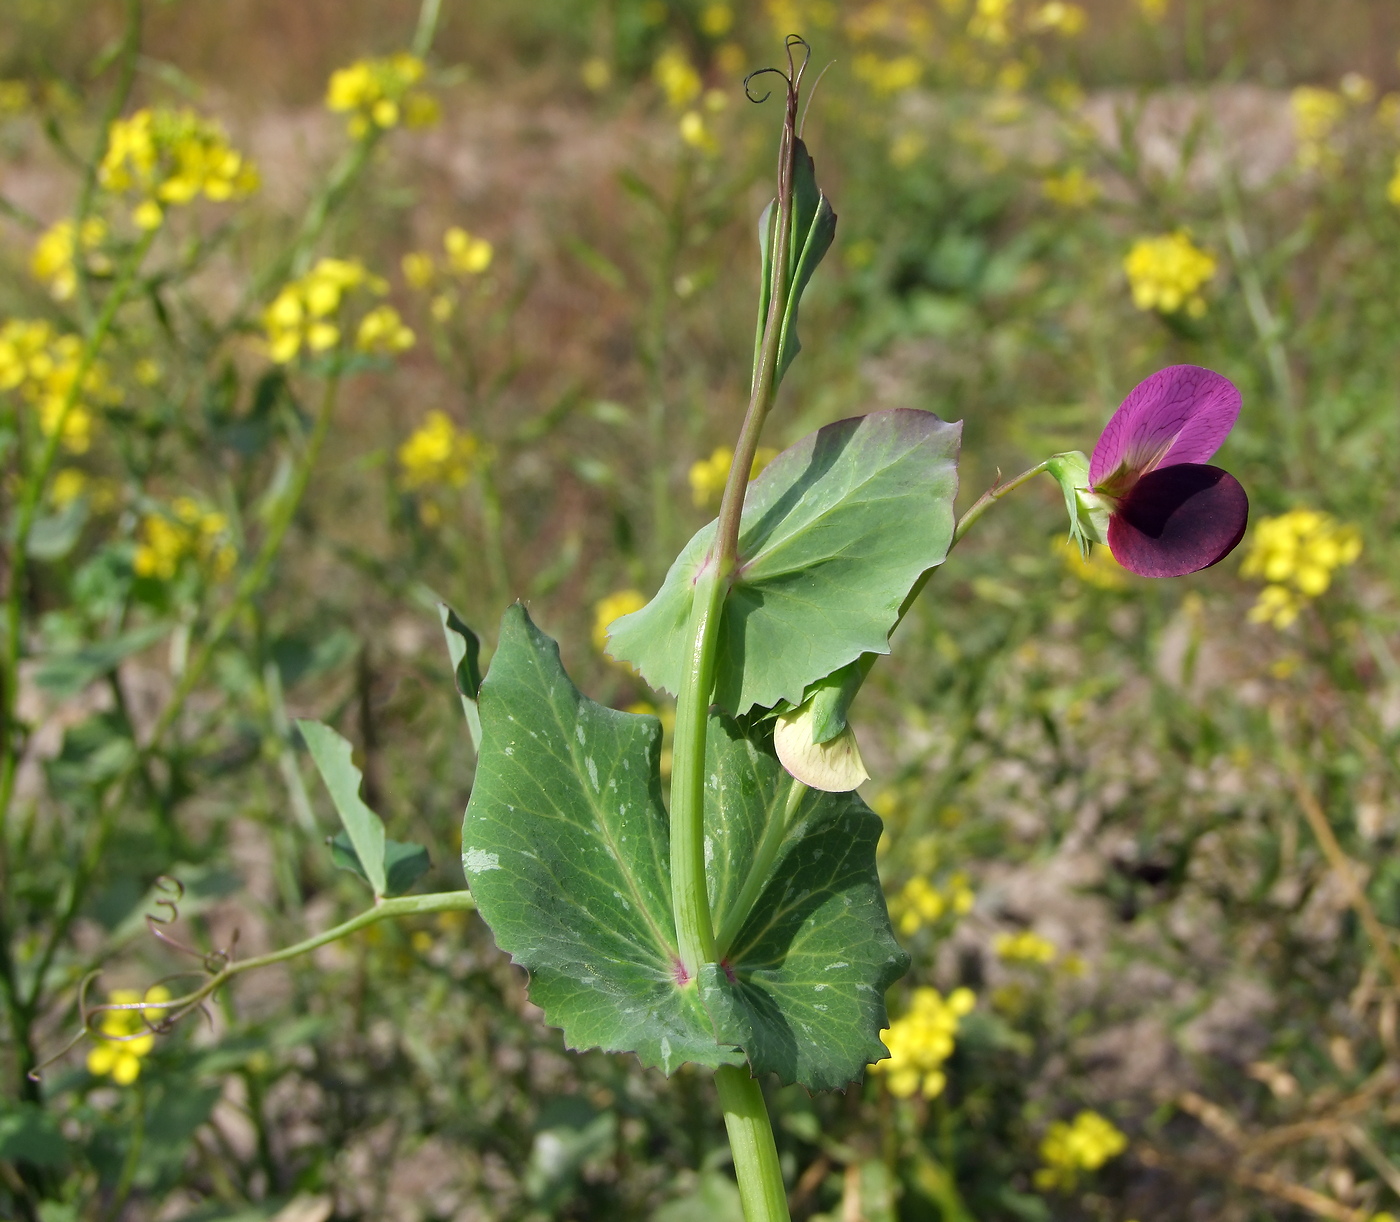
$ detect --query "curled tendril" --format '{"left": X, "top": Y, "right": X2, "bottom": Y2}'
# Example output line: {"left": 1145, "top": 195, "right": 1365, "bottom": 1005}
{"left": 28, "top": 879, "right": 237, "bottom": 1080}
{"left": 744, "top": 34, "right": 813, "bottom": 105}
{"left": 144, "top": 873, "right": 238, "bottom": 973}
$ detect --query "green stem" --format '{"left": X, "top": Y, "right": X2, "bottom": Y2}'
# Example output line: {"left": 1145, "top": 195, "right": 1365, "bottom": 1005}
{"left": 716, "top": 1065, "right": 790, "bottom": 1222}
{"left": 669, "top": 64, "right": 801, "bottom": 983}
{"left": 715, "top": 777, "right": 806, "bottom": 958}
{"left": 39, "top": 892, "right": 477, "bottom": 1080}
{"left": 948, "top": 460, "right": 1050, "bottom": 551}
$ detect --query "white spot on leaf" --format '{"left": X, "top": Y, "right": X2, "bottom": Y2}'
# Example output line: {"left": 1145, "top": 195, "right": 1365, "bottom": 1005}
{"left": 464, "top": 848, "right": 500, "bottom": 873}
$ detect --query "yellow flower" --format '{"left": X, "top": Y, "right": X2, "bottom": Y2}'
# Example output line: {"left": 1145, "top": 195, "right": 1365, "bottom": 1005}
{"left": 892, "top": 873, "right": 974, "bottom": 937}
{"left": 1041, "top": 166, "right": 1099, "bottom": 208}
{"left": 581, "top": 57, "right": 612, "bottom": 92}
{"left": 1387, "top": 154, "right": 1400, "bottom": 208}
{"left": 86, "top": 986, "right": 171, "bottom": 1085}
{"left": 654, "top": 48, "right": 702, "bottom": 111}
{"left": 853, "top": 53, "right": 924, "bottom": 97}
{"left": 326, "top": 53, "right": 436, "bottom": 138}
{"left": 969, "top": 0, "right": 1014, "bottom": 45}
{"left": 133, "top": 499, "right": 236, "bottom": 582}
{"left": 1122, "top": 231, "right": 1216, "bottom": 317}
{"left": 30, "top": 218, "right": 110, "bottom": 302}
{"left": 1136, "top": 0, "right": 1168, "bottom": 19}
{"left": 443, "top": 227, "right": 494, "bottom": 275}
{"left": 1291, "top": 86, "right": 1345, "bottom": 171}
{"left": 134, "top": 358, "right": 161, "bottom": 386}
{"left": 688, "top": 446, "right": 779, "bottom": 509}
{"left": 593, "top": 589, "right": 648, "bottom": 653}
{"left": 263, "top": 257, "right": 387, "bottom": 363}
{"left": 99, "top": 108, "right": 258, "bottom": 227}
{"left": 871, "top": 987, "right": 976, "bottom": 1099}
{"left": 0, "top": 79, "right": 29, "bottom": 115}
{"left": 1241, "top": 508, "right": 1361, "bottom": 628}
{"left": 1034, "top": 1110, "right": 1127, "bottom": 1191}
{"left": 0, "top": 320, "right": 120, "bottom": 452}
{"left": 1058, "top": 536, "right": 1127, "bottom": 589}
{"left": 701, "top": 3, "right": 734, "bottom": 36}
{"left": 402, "top": 251, "right": 436, "bottom": 289}
{"left": 397, "top": 411, "right": 480, "bottom": 490}
{"left": 679, "top": 110, "right": 718, "bottom": 154}
{"left": 1028, "top": 2, "right": 1087, "bottom": 35}
{"left": 995, "top": 929, "right": 1058, "bottom": 964}
{"left": 355, "top": 305, "right": 415, "bottom": 355}
{"left": 50, "top": 467, "right": 89, "bottom": 509}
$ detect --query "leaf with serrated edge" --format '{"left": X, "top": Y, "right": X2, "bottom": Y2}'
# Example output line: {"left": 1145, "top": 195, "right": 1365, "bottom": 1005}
{"left": 701, "top": 716, "right": 907, "bottom": 1090}
{"left": 607, "top": 410, "right": 961, "bottom": 716}
{"left": 299, "top": 720, "right": 386, "bottom": 897}
{"left": 462, "top": 604, "right": 745, "bottom": 1076}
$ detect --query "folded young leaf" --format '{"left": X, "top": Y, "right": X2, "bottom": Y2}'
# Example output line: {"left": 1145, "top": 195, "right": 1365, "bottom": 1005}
{"left": 299, "top": 719, "right": 387, "bottom": 898}
{"left": 607, "top": 409, "right": 961, "bottom": 716}
{"left": 462, "top": 604, "right": 745, "bottom": 1076}
{"left": 329, "top": 831, "right": 430, "bottom": 897}
{"left": 701, "top": 717, "right": 906, "bottom": 1090}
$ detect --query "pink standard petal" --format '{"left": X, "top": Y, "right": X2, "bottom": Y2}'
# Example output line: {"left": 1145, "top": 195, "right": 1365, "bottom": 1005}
{"left": 1107, "top": 464, "right": 1249, "bottom": 578}
{"left": 1090, "top": 366, "right": 1242, "bottom": 486}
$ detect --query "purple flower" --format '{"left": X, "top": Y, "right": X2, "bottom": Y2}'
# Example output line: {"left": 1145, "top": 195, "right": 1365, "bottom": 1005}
{"left": 1090, "top": 365, "right": 1249, "bottom": 578}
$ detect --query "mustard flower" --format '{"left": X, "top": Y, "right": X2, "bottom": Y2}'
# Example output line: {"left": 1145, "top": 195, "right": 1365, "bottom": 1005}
{"left": 1034, "top": 1110, "right": 1128, "bottom": 1191}
{"left": 871, "top": 987, "right": 976, "bottom": 1099}
{"left": 326, "top": 53, "right": 437, "bottom": 139}
{"left": 853, "top": 53, "right": 924, "bottom": 97}
{"left": 1123, "top": 231, "right": 1217, "bottom": 317}
{"left": 397, "top": 411, "right": 480, "bottom": 491}
{"left": 263, "top": 258, "right": 387, "bottom": 364}
{"left": 355, "top": 305, "right": 415, "bottom": 356}
{"left": 1241, "top": 508, "right": 1361, "bottom": 628}
{"left": 1057, "top": 536, "right": 1127, "bottom": 590}
{"left": 653, "top": 48, "right": 702, "bottom": 111}
{"left": 994, "top": 929, "right": 1058, "bottom": 964}
{"left": 969, "top": 0, "right": 1014, "bottom": 45}
{"left": 593, "top": 589, "right": 648, "bottom": 653}
{"left": 679, "top": 110, "right": 718, "bottom": 154}
{"left": 0, "top": 319, "right": 120, "bottom": 454}
{"left": 50, "top": 468, "right": 88, "bottom": 509}
{"left": 133, "top": 498, "right": 236, "bottom": 582}
{"left": 99, "top": 108, "right": 258, "bottom": 229}
{"left": 892, "top": 874, "right": 975, "bottom": 937}
{"left": 86, "top": 986, "right": 171, "bottom": 1085}
{"left": 1041, "top": 167, "right": 1099, "bottom": 208}
{"left": 443, "top": 227, "right": 493, "bottom": 275}
{"left": 0, "top": 79, "right": 29, "bottom": 115}
{"left": 31, "top": 218, "right": 111, "bottom": 301}
{"left": 688, "top": 446, "right": 779, "bottom": 509}
{"left": 402, "top": 251, "right": 436, "bottom": 289}
{"left": 1387, "top": 155, "right": 1400, "bottom": 208}
{"left": 1028, "top": 3, "right": 1087, "bottom": 36}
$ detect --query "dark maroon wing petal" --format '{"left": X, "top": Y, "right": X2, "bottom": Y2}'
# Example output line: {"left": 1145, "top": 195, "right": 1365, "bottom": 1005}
{"left": 1090, "top": 366, "right": 1242, "bottom": 485}
{"left": 1107, "top": 463, "right": 1249, "bottom": 578}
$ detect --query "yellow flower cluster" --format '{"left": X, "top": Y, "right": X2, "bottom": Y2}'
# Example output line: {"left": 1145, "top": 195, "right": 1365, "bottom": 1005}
{"left": 397, "top": 410, "right": 481, "bottom": 491}
{"left": 1059, "top": 537, "right": 1128, "bottom": 590}
{"left": 326, "top": 53, "right": 439, "bottom": 139}
{"left": 1026, "top": 2, "right": 1087, "bottom": 35}
{"left": 1291, "top": 86, "right": 1346, "bottom": 171}
{"left": 1241, "top": 508, "right": 1361, "bottom": 629}
{"left": 593, "top": 589, "right": 648, "bottom": 652}
{"left": 0, "top": 319, "right": 120, "bottom": 453}
{"left": 1388, "top": 154, "right": 1400, "bottom": 208}
{"left": 892, "top": 873, "right": 975, "bottom": 937}
{"left": 86, "top": 986, "right": 171, "bottom": 1085}
{"left": 133, "top": 498, "right": 236, "bottom": 582}
{"left": 1041, "top": 166, "right": 1099, "bottom": 208}
{"left": 854, "top": 53, "right": 925, "bottom": 96}
{"left": 1034, "top": 1110, "right": 1128, "bottom": 1191}
{"left": 994, "top": 929, "right": 1058, "bottom": 964}
{"left": 263, "top": 258, "right": 411, "bottom": 364}
{"left": 0, "top": 79, "right": 29, "bottom": 115}
{"left": 402, "top": 227, "right": 495, "bottom": 320}
{"left": 31, "top": 218, "right": 111, "bottom": 301}
{"left": 688, "top": 446, "right": 780, "bottom": 509}
{"left": 99, "top": 108, "right": 258, "bottom": 230}
{"left": 1123, "top": 231, "right": 1216, "bottom": 317}
{"left": 872, "top": 986, "right": 976, "bottom": 1099}
{"left": 654, "top": 48, "right": 702, "bottom": 111}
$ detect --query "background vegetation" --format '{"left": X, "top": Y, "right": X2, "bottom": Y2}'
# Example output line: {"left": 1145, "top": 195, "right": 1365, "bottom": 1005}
{"left": 2, "top": 1, "right": 1400, "bottom": 1219}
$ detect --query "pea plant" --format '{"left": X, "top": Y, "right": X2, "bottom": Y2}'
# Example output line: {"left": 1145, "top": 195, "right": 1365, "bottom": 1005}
{"left": 13, "top": 24, "right": 1256, "bottom": 1221}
